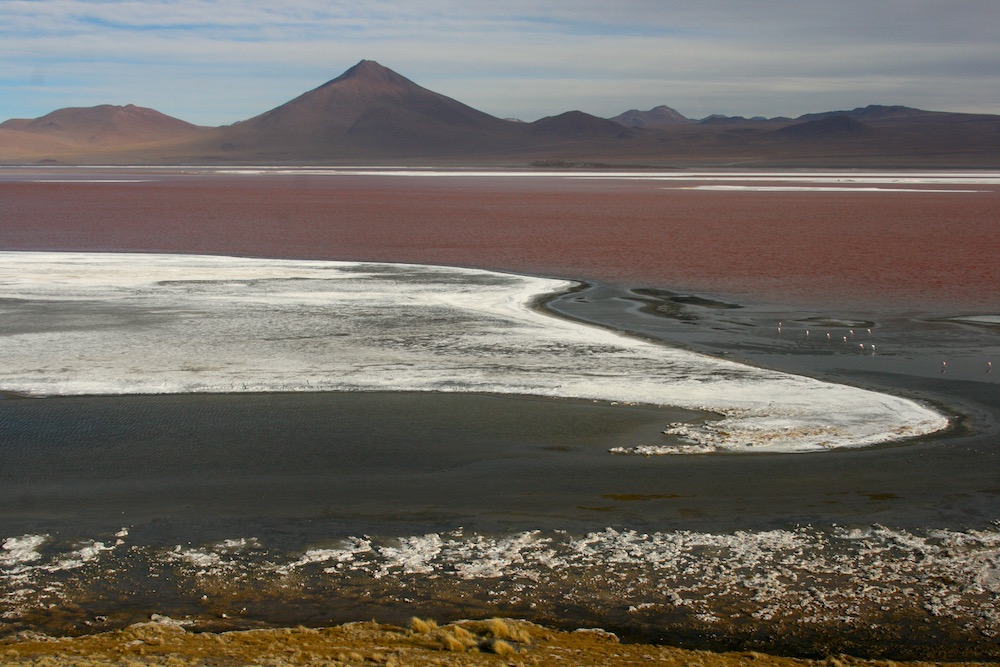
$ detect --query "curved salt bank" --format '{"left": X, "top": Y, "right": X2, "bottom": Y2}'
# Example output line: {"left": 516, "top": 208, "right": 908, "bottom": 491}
{"left": 0, "top": 252, "right": 947, "bottom": 453}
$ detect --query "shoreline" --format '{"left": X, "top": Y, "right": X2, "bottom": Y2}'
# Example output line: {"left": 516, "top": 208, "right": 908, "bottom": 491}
{"left": 7, "top": 617, "right": 998, "bottom": 667}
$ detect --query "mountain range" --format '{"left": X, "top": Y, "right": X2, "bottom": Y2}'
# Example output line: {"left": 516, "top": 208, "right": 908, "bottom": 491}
{"left": 2, "top": 60, "right": 998, "bottom": 167}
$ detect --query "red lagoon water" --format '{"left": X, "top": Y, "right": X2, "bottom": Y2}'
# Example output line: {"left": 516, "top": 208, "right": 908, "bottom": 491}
{"left": 1, "top": 173, "right": 997, "bottom": 312}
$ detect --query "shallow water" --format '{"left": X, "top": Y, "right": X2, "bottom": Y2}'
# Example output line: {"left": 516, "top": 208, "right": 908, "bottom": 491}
{"left": 2, "top": 260, "right": 999, "bottom": 659}
{"left": 0, "top": 392, "right": 687, "bottom": 535}
{"left": 2, "top": 167, "right": 999, "bottom": 312}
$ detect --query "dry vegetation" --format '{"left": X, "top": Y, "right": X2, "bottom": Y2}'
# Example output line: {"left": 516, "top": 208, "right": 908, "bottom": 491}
{"left": 1, "top": 618, "right": 996, "bottom": 667}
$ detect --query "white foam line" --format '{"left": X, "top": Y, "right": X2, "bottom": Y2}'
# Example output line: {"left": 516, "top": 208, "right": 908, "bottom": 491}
{"left": 675, "top": 185, "right": 982, "bottom": 193}
{"left": 8, "top": 166, "right": 1000, "bottom": 186}
{"left": 22, "top": 179, "right": 155, "bottom": 184}
{"left": 0, "top": 251, "right": 948, "bottom": 453}
{"left": 950, "top": 315, "right": 1000, "bottom": 325}
{"left": 203, "top": 167, "right": 1000, "bottom": 185}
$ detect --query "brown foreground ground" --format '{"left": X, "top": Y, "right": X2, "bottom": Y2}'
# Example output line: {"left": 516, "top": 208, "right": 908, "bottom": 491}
{"left": 2, "top": 618, "right": 997, "bottom": 667}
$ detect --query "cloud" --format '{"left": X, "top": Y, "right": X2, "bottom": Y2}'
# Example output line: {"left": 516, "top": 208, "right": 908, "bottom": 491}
{"left": 1, "top": 0, "right": 998, "bottom": 123}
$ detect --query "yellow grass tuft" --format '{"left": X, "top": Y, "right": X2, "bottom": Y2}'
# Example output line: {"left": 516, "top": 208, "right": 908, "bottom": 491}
{"left": 486, "top": 638, "right": 516, "bottom": 656}
{"left": 409, "top": 617, "right": 438, "bottom": 634}
{"left": 487, "top": 617, "right": 531, "bottom": 644}
{"left": 448, "top": 624, "right": 477, "bottom": 646}
{"left": 439, "top": 634, "right": 466, "bottom": 652}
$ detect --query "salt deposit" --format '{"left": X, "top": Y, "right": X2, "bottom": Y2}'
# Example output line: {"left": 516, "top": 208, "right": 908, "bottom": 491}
{"left": 4, "top": 524, "right": 999, "bottom": 637}
{"left": 0, "top": 251, "right": 948, "bottom": 453}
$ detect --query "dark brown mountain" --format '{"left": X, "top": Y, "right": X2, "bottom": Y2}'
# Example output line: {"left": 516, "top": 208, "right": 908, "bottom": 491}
{"left": 212, "top": 60, "right": 526, "bottom": 159}
{"left": 774, "top": 114, "right": 874, "bottom": 139}
{"left": 197, "top": 63, "right": 639, "bottom": 160}
{"left": 610, "top": 105, "right": 689, "bottom": 127}
{"left": 797, "top": 105, "right": 957, "bottom": 124}
{"left": 529, "top": 111, "right": 635, "bottom": 141}
{"left": 2, "top": 61, "right": 999, "bottom": 167}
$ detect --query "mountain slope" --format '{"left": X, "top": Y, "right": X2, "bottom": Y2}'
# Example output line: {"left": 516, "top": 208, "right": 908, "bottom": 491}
{"left": 797, "top": 105, "right": 947, "bottom": 124}
{"left": 0, "top": 104, "right": 202, "bottom": 147}
{"left": 0, "top": 128, "right": 78, "bottom": 161}
{"left": 774, "top": 114, "right": 874, "bottom": 139}
{"left": 213, "top": 60, "right": 526, "bottom": 158}
{"left": 529, "top": 111, "right": 635, "bottom": 141}
{"left": 610, "top": 105, "right": 689, "bottom": 127}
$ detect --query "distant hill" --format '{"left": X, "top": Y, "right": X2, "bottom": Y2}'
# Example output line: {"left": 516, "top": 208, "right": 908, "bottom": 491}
{"left": 797, "top": 105, "right": 946, "bottom": 124}
{"left": 774, "top": 114, "right": 874, "bottom": 139}
{"left": 610, "top": 105, "right": 689, "bottom": 128}
{"left": 0, "top": 104, "right": 204, "bottom": 162}
{"left": 0, "top": 104, "right": 202, "bottom": 147}
{"left": 530, "top": 111, "right": 635, "bottom": 140}
{"left": 2, "top": 61, "right": 998, "bottom": 167}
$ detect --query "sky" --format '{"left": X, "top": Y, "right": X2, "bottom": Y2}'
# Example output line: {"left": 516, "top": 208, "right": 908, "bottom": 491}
{"left": 2, "top": 1, "right": 999, "bottom": 126}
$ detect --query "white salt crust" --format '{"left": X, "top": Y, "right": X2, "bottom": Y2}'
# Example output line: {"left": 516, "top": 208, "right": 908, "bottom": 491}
{"left": 4, "top": 525, "right": 999, "bottom": 635}
{"left": 0, "top": 251, "right": 947, "bottom": 454}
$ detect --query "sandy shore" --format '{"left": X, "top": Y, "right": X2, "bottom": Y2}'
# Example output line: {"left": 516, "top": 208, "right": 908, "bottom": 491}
{"left": 4, "top": 617, "right": 997, "bottom": 667}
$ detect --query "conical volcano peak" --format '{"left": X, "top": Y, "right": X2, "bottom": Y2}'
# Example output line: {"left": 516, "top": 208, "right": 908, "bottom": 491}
{"left": 327, "top": 59, "right": 411, "bottom": 87}
{"left": 225, "top": 58, "right": 515, "bottom": 158}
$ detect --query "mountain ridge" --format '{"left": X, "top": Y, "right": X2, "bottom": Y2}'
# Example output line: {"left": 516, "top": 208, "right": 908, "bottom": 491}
{"left": 2, "top": 60, "right": 998, "bottom": 166}
{"left": 610, "top": 105, "right": 690, "bottom": 128}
